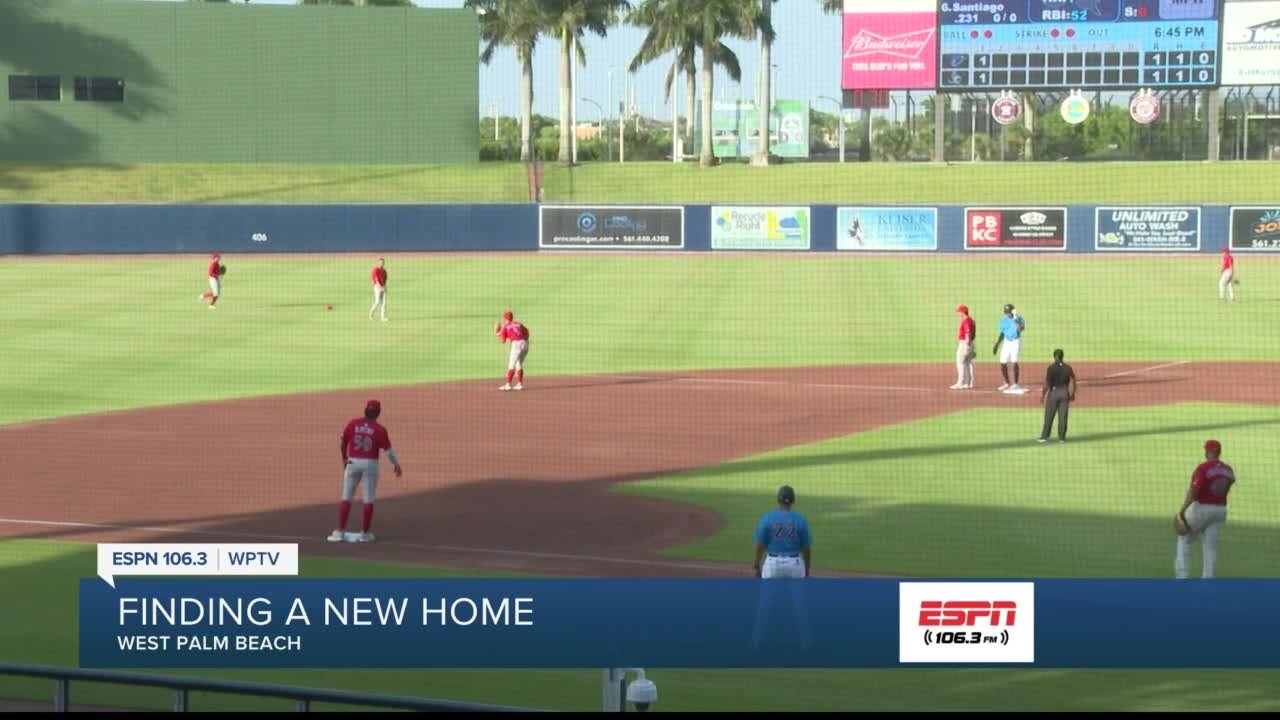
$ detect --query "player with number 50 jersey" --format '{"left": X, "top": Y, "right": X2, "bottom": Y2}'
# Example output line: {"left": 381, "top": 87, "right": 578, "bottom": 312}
{"left": 330, "top": 399, "right": 403, "bottom": 544}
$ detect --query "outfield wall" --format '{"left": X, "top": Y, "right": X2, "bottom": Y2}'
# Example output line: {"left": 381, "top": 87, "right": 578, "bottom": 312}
{"left": 1, "top": 204, "right": 1277, "bottom": 255}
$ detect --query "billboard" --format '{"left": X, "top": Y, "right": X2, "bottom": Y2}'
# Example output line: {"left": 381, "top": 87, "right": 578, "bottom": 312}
{"left": 939, "top": 0, "right": 1221, "bottom": 90}
{"left": 1095, "top": 207, "right": 1201, "bottom": 251}
{"left": 711, "top": 206, "right": 811, "bottom": 250}
{"left": 965, "top": 208, "right": 1067, "bottom": 250}
{"left": 538, "top": 206, "right": 684, "bottom": 249}
{"left": 837, "top": 207, "right": 938, "bottom": 251}
{"left": 841, "top": 0, "right": 937, "bottom": 90}
{"left": 1222, "top": 0, "right": 1280, "bottom": 85}
{"left": 710, "top": 100, "right": 809, "bottom": 159}
{"left": 1230, "top": 207, "right": 1280, "bottom": 250}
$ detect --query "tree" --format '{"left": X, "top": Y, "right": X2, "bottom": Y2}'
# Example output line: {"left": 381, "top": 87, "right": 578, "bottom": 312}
{"left": 466, "top": 0, "right": 547, "bottom": 162}
{"left": 627, "top": 0, "right": 698, "bottom": 148}
{"left": 540, "top": 0, "right": 632, "bottom": 165}
{"left": 664, "top": 0, "right": 769, "bottom": 167}
{"left": 750, "top": 0, "right": 776, "bottom": 166}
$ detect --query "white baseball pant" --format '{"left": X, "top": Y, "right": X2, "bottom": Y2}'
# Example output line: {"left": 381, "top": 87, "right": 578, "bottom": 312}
{"left": 508, "top": 339, "right": 529, "bottom": 371}
{"left": 1176, "top": 502, "right": 1228, "bottom": 579}
{"left": 343, "top": 458, "right": 379, "bottom": 504}
{"left": 1219, "top": 269, "right": 1235, "bottom": 301}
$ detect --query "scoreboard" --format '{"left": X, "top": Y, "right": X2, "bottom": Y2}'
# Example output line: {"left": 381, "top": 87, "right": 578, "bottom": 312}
{"left": 938, "top": 0, "right": 1222, "bottom": 90}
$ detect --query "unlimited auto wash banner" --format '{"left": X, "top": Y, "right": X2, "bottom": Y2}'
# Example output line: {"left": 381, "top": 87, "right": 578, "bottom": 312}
{"left": 80, "top": 578, "right": 1280, "bottom": 669}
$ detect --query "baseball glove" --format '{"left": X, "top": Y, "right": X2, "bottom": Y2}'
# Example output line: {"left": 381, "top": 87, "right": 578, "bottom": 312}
{"left": 1174, "top": 513, "right": 1192, "bottom": 536}
{"left": 219, "top": 264, "right": 227, "bottom": 275}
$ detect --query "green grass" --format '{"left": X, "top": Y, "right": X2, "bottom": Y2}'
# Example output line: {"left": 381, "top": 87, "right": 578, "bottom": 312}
{"left": 618, "top": 404, "right": 1280, "bottom": 578}
{"left": 4, "top": 253, "right": 1280, "bottom": 711}
{"left": 1, "top": 161, "right": 1278, "bottom": 204}
{"left": 3, "top": 539, "right": 1278, "bottom": 712}
{"left": 2, "top": 253, "right": 1276, "bottom": 425}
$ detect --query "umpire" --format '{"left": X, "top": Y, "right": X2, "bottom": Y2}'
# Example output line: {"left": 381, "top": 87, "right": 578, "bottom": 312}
{"left": 1039, "top": 349, "right": 1077, "bottom": 443}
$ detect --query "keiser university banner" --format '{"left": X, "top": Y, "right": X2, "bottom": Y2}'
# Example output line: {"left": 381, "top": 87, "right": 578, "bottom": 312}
{"left": 79, "top": 577, "right": 1280, "bottom": 669}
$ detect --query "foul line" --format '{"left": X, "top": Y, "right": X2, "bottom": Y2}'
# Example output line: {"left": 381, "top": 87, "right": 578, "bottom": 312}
{"left": 1098, "top": 361, "right": 1190, "bottom": 380}
{"left": 674, "top": 377, "right": 934, "bottom": 393}
{"left": 0, "top": 517, "right": 740, "bottom": 573}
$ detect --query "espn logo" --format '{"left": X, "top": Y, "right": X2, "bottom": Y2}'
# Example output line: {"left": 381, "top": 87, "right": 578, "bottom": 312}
{"left": 899, "top": 583, "right": 1034, "bottom": 664}
{"left": 918, "top": 600, "right": 1017, "bottom": 627}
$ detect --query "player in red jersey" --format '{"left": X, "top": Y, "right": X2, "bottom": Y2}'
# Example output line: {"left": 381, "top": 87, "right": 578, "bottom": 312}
{"left": 329, "top": 399, "right": 402, "bottom": 543}
{"left": 495, "top": 310, "right": 530, "bottom": 391}
{"left": 198, "top": 253, "right": 225, "bottom": 309}
{"left": 951, "top": 304, "right": 977, "bottom": 390}
{"left": 1175, "top": 439, "right": 1235, "bottom": 579}
{"left": 369, "top": 257, "right": 388, "bottom": 321}
{"left": 1218, "top": 246, "right": 1237, "bottom": 302}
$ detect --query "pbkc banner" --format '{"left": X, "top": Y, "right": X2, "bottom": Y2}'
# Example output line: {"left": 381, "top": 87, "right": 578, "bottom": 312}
{"left": 80, "top": 578, "right": 1280, "bottom": 669}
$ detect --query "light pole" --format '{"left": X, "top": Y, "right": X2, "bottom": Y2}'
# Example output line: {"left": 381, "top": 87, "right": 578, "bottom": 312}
{"left": 582, "top": 97, "right": 606, "bottom": 161}
{"left": 607, "top": 67, "right": 614, "bottom": 162}
{"left": 570, "top": 34, "right": 578, "bottom": 164}
{"left": 817, "top": 95, "right": 844, "bottom": 163}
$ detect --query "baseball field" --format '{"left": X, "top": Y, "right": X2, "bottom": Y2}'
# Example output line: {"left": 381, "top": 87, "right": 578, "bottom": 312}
{"left": 2, "top": 163, "right": 1280, "bottom": 711}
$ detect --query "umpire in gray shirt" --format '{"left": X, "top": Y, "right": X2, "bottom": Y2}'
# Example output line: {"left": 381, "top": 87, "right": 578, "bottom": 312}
{"left": 1039, "top": 349, "right": 1077, "bottom": 443}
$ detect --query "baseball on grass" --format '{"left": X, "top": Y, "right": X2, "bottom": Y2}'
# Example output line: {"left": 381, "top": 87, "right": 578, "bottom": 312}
{"left": 325, "top": 305, "right": 333, "bottom": 311}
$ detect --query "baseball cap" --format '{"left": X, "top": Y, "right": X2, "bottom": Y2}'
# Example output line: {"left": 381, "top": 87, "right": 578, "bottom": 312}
{"left": 956, "top": 304, "right": 969, "bottom": 314}
{"left": 1003, "top": 303, "right": 1015, "bottom": 313}
{"left": 365, "top": 399, "right": 381, "bottom": 412}
{"left": 1205, "top": 439, "right": 1221, "bottom": 452}
{"left": 503, "top": 311, "right": 513, "bottom": 321}
{"left": 211, "top": 252, "right": 220, "bottom": 259}
{"left": 777, "top": 485, "right": 796, "bottom": 505}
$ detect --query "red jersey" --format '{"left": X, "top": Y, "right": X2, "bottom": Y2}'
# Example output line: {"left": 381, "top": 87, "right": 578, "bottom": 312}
{"left": 371, "top": 267, "right": 387, "bottom": 287}
{"left": 957, "top": 316, "right": 975, "bottom": 342}
{"left": 342, "top": 418, "right": 391, "bottom": 460}
{"left": 497, "top": 321, "right": 530, "bottom": 343}
{"left": 1222, "top": 252, "right": 1233, "bottom": 271}
{"left": 1190, "top": 459, "right": 1235, "bottom": 505}
{"left": 208, "top": 261, "right": 222, "bottom": 278}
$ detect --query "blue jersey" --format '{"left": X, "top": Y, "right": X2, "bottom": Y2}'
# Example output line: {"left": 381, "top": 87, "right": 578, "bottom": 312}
{"left": 998, "top": 315, "right": 1024, "bottom": 341}
{"left": 754, "top": 509, "right": 812, "bottom": 557}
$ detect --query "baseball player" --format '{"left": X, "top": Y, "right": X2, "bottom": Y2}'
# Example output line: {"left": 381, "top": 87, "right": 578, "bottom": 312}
{"left": 1175, "top": 439, "right": 1235, "bottom": 579}
{"left": 991, "top": 303, "right": 1026, "bottom": 393}
{"left": 753, "top": 485, "right": 812, "bottom": 579}
{"left": 495, "top": 311, "right": 530, "bottom": 391}
{"left": 1218, "top": 246, "right": 1237, "bottom": 302}
{"left": 369, "top": 257, "right": 388, "bottom": 321}
{"left": 951, "top": 304, "right": 976, "bottom": 390}
{"left": 198, "top": 253, "right": 226, "bottom": 309}
{"left": 329, "top": 399, "right": 402, "bottom": 543}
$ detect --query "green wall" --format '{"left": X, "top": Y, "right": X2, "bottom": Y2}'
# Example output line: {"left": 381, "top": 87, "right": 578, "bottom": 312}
{"left": 0, "top": 0, "right": 479, "bottom": 164}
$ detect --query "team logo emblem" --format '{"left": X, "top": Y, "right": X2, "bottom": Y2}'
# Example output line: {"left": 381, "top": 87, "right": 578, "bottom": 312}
{"left": 1130, "top": 90, "right": 1161, "bottom": 125}
{"left": 992, "top": 92, "right": 1022, "bottom": 125}
{"left": 1060, "top": 92, "right": 1090, "bottom": 125}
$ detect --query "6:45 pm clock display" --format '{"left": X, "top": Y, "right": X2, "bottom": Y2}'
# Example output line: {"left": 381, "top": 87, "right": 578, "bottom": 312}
{"left": 938, "top": 0, "right": 1222, "bottom": 90}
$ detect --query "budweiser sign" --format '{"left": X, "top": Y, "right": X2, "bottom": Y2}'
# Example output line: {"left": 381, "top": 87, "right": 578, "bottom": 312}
{"left": 844, "top": 28, "right": 935, "bottom": 59}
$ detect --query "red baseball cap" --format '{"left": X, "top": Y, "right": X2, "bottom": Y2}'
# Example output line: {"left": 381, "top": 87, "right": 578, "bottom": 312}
{"left": 211, "top": 252, "right": 220, "bottom": 259}
{"left": 366, "top": 399, "right": 381, "bottom": 412}
{"left": 1205, "top": 439, "right": 1221, "bottom": 452}
{"left": 503, "top": 311, "right": 513, "bottom": 321}
{"left": 956, "top": 304, "right": 969, "bottom": 314}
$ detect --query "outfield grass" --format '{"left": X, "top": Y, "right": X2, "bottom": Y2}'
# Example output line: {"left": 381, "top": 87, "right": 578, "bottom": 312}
{"left": 3, "top": 254, "right": 1280, "bottom": 711}
{"left": 1, "top": 254, "right": 1276, "bottom": 425}
{"left": 619, "top": 404, "right": 1280, "bottom": 578}
{"left": 3, "top": 539, "right": 1278, "bottom": 712}
{"left": 1, "top": 161, "right": 1278, "bottom": 204}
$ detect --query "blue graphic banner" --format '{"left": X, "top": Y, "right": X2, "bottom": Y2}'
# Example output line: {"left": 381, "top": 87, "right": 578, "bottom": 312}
{"left": 837, "top": 207, "right": 938, "bottom": 251}
{"left": 79, "top": 579, "right": 1280, "bottom": 669}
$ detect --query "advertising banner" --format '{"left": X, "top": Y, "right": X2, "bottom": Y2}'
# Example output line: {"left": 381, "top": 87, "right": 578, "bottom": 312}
{"left": 1222, "top": 0, "right": 1280, "bottom": 86}
{"left": 711, "top": 206, "right": 811, "bottom": 250}
{"left": 1230, "top": 207, "right": 1280, "bottom": 250}
{"left": 837, "top": 207, "right": 937, "bottom": 251}
{"left": 842, "top": 0, "right": 937, "bottom": 90}
{"left": 539, "top": 206, "right": 683, "bottom": 249}
{"left": 79, "top": 577, "right": 1280, "bottom": 669}
{"left": 965, "top": 208, "right": 1067, "bottom": 250}
{"left": 711, "top": 101, "right": 809, "bottom": 159}
{"left": 1095, "top": 207, "right": 1200, "bottom": 251}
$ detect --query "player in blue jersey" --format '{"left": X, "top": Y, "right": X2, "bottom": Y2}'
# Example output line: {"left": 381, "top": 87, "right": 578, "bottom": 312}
{"left": 991, "top": 303, "right": 1027, "bottom": 394}
{"left": 753, "top": 485, "right": 812, "bottom": 579}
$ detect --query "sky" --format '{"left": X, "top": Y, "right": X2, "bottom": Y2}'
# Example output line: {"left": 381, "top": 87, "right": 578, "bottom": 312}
{"left": 147, "top": 0, "right": 848, "bottom": 122}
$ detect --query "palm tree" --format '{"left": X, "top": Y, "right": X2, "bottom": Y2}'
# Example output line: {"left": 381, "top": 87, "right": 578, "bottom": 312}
{"left": 627, "top": 0, "right": 697, "bottom": 152}
{"left": 541, "top": 0, "right": 632, "bottom": 165}
{"left": 465, "top": 0, "right": 546, "bottom": 162}
{"left": 681, "top": 0, "right": 770, "bottom": 167}
{"left": 750, "top": 0, "right": 777, "bottom": 166}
